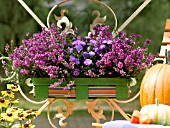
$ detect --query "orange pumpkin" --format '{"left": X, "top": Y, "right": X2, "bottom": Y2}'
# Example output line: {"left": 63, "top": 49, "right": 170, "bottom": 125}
{"left": 140, "top": 64, "right": 170, "bottom": 107}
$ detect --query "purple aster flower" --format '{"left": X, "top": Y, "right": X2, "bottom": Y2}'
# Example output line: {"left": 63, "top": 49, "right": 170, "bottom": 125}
{"left": 90, "top": 40, "right": 97, "bottom": 45}
{"left": 70, "top": 55, "right": 80, "bottom": 65}
{"left": 69, "top": 48, "right": 74, "bottom": 53}
{"left": 84, "top": 59, "right": 92, "bottom": 66}
{"left": 89, "top": 51, "right": 95, "bottom": 56}
{"left": 107, "top": 40, "right": 113, "bottom": 45}
{"left": 102, "top": 40, "right": 112, "bottom": 44}
{"left": 75, "top": 45, "right": 83, "bottom": 52}
{"left": 73, "top": 68, "right": 80, "bottom": 76}
{"left": 94, "top": 47, "right": 101, "bottom": 54}
{"left": 83, "top": 52, "right": 89, "bottom": 59}
{"left": 72, "top": 40, "right": 86, "bottom": 46}
{"left": 99, "top": 44, "right": 106, "bottom": 50}
{"left": 79, "top": 41, "right": 86, "bottom": 46}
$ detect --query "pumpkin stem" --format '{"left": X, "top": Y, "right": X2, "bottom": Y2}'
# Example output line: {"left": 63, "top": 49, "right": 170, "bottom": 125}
{"left": 155, "top": 98, "right": 159, "bottom": 107}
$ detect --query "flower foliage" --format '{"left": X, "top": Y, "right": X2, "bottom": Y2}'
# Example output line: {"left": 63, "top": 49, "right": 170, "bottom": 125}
{"left": 0, "top": 84, "right": 39, "bottom": 128}
{"left": 3, "top": 24, "right": 154, "bottom": 88}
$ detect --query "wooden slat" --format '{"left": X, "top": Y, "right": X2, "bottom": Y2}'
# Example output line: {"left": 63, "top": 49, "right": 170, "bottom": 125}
{"left": 162, "top": 32, "right": 170, "bottom": 44}
{"left": 165, "top": 19, "right": 170, "bottom": 30}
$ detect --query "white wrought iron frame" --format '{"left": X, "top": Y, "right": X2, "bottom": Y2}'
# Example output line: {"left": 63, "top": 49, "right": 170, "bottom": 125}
{"left": 0, "top": 0, "right": 152, "bottom": 127}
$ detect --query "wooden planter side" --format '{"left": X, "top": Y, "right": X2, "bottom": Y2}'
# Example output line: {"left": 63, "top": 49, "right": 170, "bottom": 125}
{"left": 32, "top": 78, "right": 130, "bottom": 100}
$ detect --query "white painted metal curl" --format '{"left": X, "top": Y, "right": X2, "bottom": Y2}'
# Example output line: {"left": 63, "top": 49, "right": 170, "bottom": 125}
{"left": 16, "top": 74, "right": 47, "bottom": 104}
{"left": 18, "top": 84, "right": 47, "bottom": 104}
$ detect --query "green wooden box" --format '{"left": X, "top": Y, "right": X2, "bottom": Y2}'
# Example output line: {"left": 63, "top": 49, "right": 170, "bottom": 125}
{"left": 32, "top": 78, "right": 130, "bottom": 100}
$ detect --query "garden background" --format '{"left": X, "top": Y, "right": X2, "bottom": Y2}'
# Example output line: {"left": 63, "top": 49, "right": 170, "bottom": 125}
{"left": 0, "top": 0, "right": 170, "bottom": 128}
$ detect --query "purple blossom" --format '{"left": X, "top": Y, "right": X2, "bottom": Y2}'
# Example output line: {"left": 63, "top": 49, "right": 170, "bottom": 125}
{"left": 99, "top": 44, "right": 106, "bottom": 50}
{"left": 89, "top": 51, "right": 95, "bottom": 56}
{"left": 73, "top": 68, "right": 80, "bottom": 76}
{"left": 83, "top": 52, "right": 89, "bottom": 59}
{"left": 6, "top": 23, "right": 155, "bottom": 89}
{"left": 106, "top": 40, "right": 113, "bottom": 45}
{"left": 75, "top": 45, "right": 83, "bottom": 52}
{"left": 84, "top": 59, "right": 92, "bottom": 66}
{"left": 72, "top": 40, "right": 86, "bottom": 46}
{"left": 70, "top": 56, "right": 80, "bottom": 65}
{"left": 69, "top": 48, "right": 74, "bottom": 53}
{"left": 90, "top": 40, "right": 97, "bottom": 45}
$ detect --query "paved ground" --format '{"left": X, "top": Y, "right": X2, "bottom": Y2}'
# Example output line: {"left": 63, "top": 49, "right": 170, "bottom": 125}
{"left": 34, "top": 110, "right": 124, "bottom": 128}
{"left": 34, "top": 101, "right": 140, "bottom": 128}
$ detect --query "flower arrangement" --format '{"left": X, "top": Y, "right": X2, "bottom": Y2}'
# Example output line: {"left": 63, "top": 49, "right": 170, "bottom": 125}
{"left": 3, "top": 24, "right": 154, "bottom": 89}
{"left": 0, "top": 84, "right": 39, "bottom": 128}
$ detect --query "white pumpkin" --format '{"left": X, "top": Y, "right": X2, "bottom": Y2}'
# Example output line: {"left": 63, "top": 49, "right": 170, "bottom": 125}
{"left": 140, "top": 103, "right": 170, "bottom": 126}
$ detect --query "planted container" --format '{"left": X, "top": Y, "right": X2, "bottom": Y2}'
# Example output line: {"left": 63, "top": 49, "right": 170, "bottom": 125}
{"left": 32, "top": 77, "right": 130, "bottom": 100}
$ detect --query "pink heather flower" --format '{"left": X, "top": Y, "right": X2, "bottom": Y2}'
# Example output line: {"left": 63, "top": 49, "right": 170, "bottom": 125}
{"left": 20, "top": 69, "right": 29, "bottom": 75}
{"left": 5, "top": 68, "right": 9, "bottom": 76}
{"left": 26, "top": 32, "right": 30, "bottom": 36}
{"left": 50, "top": 84, "right": 56, "bottom": 88}
{"left": 64, "top": 81, "right": 74, "bottom": 90}
{"left": 1, "top": 60, "right": 6, "bottom": 65}
{"left": 5, "top": 44, "right": 10, "bottom": 51}
{"left": 6, "top": 23, "right": 154, "bottom": 88}
{"left": 118, "top": 61, "right": 123, "bottom": 69}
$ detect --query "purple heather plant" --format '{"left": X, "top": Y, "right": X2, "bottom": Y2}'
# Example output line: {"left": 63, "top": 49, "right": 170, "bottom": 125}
{"left": 4, "top": 24, "right": 154, "bottom": 89}
{"left": 69, "top": 24, "right": 154, "bottom": 78}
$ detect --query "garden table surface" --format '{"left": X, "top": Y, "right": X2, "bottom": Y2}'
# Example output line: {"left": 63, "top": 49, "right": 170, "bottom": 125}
{"left": 103, "top": 120, "right": 170, "bottom": 128}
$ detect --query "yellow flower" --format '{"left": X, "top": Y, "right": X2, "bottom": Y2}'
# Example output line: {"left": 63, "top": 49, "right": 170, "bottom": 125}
{"left": 0, "top": 97, "right": 10, "bottom": 108}
{"left": 1, "top": 91, "right": 14, "bottom": 98}
{"left": 6, "top": 107, "right": 27, "bottom": 121}
{"left": 19, "top": 123, "right": 35, "bottom": 128}
{"left": 10, "top": 99, "right": 19, "bottom": 104}
{"left": 1, "top": 112, "right": 18, "bottom": 122}
{"left": 24, "top": 109, "right": 40, "bottom": 120}
{"left": 7, "top": 84, "right": 19, "bottom": 92}
{"left": 6, "top": 107, "right": 23, "bottom": 114}
{"left": 18, "top": 113, "right": 27, "bottom": 121}
{"left": 0, "top": 116, "right": 5, "bottom": 122}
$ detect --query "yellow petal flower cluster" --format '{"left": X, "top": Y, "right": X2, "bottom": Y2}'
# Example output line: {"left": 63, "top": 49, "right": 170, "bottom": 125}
{"left": 1, "top": 91, "right": 15, "bottom": 98}
{"left": 0, "top": 84, "right": 40, "bottom": 127}
{"left": 7, "top": 84, "right": 19, "bottom": 91}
